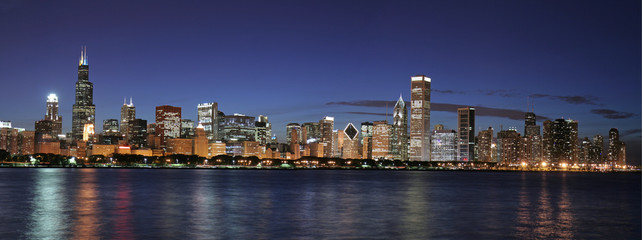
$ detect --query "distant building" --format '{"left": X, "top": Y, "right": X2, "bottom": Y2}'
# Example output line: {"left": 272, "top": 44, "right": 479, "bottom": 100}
{"left": 392, "top": 95, "right": 408, "bottom": 161}
{"left": 71, "top": 46, "right": 96, "bottom": 143}
{"left": 130, "top": 119, "right": 148, "bottom": 148}
{"left": 197, "top": 102, "right": 218, "bottom": 142}
{"left": 457, "top": 107, "right": 475, "bottom": 161}
{"left": 372, "top": 121, "right": 392, "bottom": 159}
{"left": 103, "top": 119, "right": 120, "bottom": 136}
{"left": 360, "top": 122, "right": 373, "bottom": 159}
{"left": 543, "top": 118, "right": 578, "bottom": 164}
{"left": 431, "top": 126, "right": 456, "bottom": 161}
{"left": 319, "top": 116, "right": 334, "bottom": 157}
{"left": 286, "top": 123, "right": 302, "bottom": 145}
{"left": 589, "top": 135, "right": 604, "bottom": 164}
{"left": 45, "top": 94, "right": 63, "bottom": 137}
{"left": 120, "top": 98, "right": 136, "bottom": 141}
{"left": 221, "top": 114, "right": 255, "bottom": 142}
{"left": 255, "top": 115, "right": 271, "bottom": 145}
{"left": 522, "top": 112, "right": 542, "bottom": 165}
{"left": 477, "top": 127, "right": 494, "bottom": 162}
{"left": 342, "top": 123, "right": 359, "bottom": 159}
{"left": 409, "top": 75, "right": 431, "bottom": 161}
{"left": 181, "top": 119, "right": 195, "bottom": 139}
{"left": 497, "top": 128, "right": 521, "bottom": 166}
{"left": 155, "top": 105, "right": 182, "bottom": 147}
{"left": 166, "top": 138, "right": 193, "bottom": 155}
{"left": 193, "top": 124, "right": 208, "bottom": 157}
{"left": 608, "top": 128, "right": 626, "bottom": 166}
{"left": 302, "top": 122, "right": 320, "bottom": 143}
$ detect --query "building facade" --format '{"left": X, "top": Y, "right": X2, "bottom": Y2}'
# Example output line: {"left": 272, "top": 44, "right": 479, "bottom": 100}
{"left": 155, "top": 105, "right": 182, "bottom": 148}
{"left": 457, "top": 107, "right": 475, "bottom": 161}
{"left": 392, "top": 95, "right": 408, "bottom": 161}
{"left": 197, "top": 102, "right": 218, "bottom": 142}
{"left": 409, "top": 75, "right": 431, "bottom": 161}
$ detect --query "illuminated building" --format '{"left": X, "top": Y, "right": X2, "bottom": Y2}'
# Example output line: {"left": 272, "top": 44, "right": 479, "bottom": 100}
{"left": 302, "top": 122, "right": 320, "bottom": 143}
{"left": 497, "top": 128, "right": 521, "bottom": 166}
{"left": 579, "top": 137, "right": 591, "bottom": 164}
{"left": 392, "top": 95, "right": 408, "bottom": 161}
{"left": 242, "top": 141, "right": 261, "bottom": 157}
{"left": 542, "top": 118, "right": 578, "bottom": 164}
{"left": 34, "top": 120, "right": 54, "bottom": 142}
{"left": 286, "top": 123, "right": 301, "bottom": 144}
{"left": 193, "top": 124, "right": 208, "bottom": 157}
{"left": 608, "top": 128, "right": 626, "bottom": 166}
{"left": 45, "top": 94, "right": 63, "bottom": 137}
{"left": 130, "top": 119, "right": 148, "bottom": 148}
{"left": 0, "top": 121, "right": 11, "bottom": 129}
{"left": 319, "top": 116, "right": 334, "bottom": 157}
{"left": 431, "top": 125, "right": 456, "bottom": 161}
{"left": 457, "top": 107, "right": 475, "bottom": 161}
{"left": 255, "top": 115, "right": 271, "bottom": 145}
{"left": 409, "top": 75, "right": 431, "bottom": 161}
{"left": 360, "top": 122, "right": 373, "bottom": 159}
{"left": 120, "top": 97, "right": 136, "bottom": 141}
{"left": 589, "top": 135, "right": 604, "bottom": 164}
{"left": 103, "top": 119, "right": 119, "bottom": 136}
{"left": 522, "top": 111, "right": 543, "bottom": 165}
{"left": 372, "top": 120, "right": 392, "bottom": 159}
{"left": 91, "top": 144, "right": 116, "bottom": 157}
{"left": 72, "top": 46, "right": 96, "bottom": 143}
{"left": 524, "top": 112, "right": 540, "bottom": 137}
{"left": 221, "top": 114, "right": 256, "bottom": 142}
{"left": 197, "top": 102, "right": 218, "bottom": 142}
{"left": 167, "top": 138, "right": 193, "bottom": 155}
{"left": 83, "top": 123, "right": 95, "bottom": 142}
{"left": 155, "top": 105, "right": 181, "bottom": 147}
{"left": 477, "top": 127, "right": 493, "bottom": 162}
{"left": 342, "top": 123, "right": 359, "bottom": 159}
{"left": 1, "top": 128, "right": 34, "bottom": 155}
{"left": 209, "top": 142, "right": 226, "bottom": 157}
{"left": 181, "top": 119, "right": 195, "bottom": 139}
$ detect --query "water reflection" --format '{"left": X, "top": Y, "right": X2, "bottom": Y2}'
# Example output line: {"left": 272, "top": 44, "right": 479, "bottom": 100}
{"left": 27, "top": 169, "right": 69, "bottom": 239}
{"left": 556, "top": 173, "right": 574, "bottom": 239}
{"left": 72, "top": 169, "right": 100, "bottom": 240}
{"left": 401, "top": 175, "right": 430, "bottom": 239}
{"left": 113, "top": 170, "right": 135, "bottom": 239}
{"left": 515, "top": 172, "right": 533, "bottom": 238}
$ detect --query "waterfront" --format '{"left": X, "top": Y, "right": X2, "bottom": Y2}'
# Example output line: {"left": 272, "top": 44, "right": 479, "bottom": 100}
{"left": 0, "top": 169, "right": 639, "bottom": 239}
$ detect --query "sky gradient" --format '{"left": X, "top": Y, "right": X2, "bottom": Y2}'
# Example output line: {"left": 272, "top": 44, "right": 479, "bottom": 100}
{"left": 1, "top": 0, "right": 640, "bottom": 164}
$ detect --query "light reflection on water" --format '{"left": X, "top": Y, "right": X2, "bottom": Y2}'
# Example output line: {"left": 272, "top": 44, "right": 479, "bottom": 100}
{"left": 0, "top": 169, "right": 638, "bottom": 239}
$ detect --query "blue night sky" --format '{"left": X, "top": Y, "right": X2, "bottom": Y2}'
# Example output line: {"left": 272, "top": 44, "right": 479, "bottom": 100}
{"left": 1, "top": 0, "right": 640, "bottom": 164}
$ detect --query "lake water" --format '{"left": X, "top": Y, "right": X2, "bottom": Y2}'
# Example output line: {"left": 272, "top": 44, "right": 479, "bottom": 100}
{"left": 0, "top": 169, "right": 639, "bottom": 239}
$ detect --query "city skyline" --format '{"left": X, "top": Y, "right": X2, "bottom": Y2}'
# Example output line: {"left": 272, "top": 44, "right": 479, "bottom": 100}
{"left": 0, "top": 0, "right": 639, "bottom": 164}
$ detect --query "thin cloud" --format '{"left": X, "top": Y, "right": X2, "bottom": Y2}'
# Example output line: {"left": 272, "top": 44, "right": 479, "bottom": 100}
{"left": 328, "top": 100, "right": 550, "bottom": 121}
{"left": 590, "top": 109, "right": 635, "bottom": 119}
{"left": 480, "top": 89, "right": 521, "bottom": 98}
{"left": 620, "top": 129, "right": 642, "bottom": 137}
{"left": 344, "top": 112, "right": 389, "bottom": 116}
{"left": 434, "top": 89, "right": 465, "bottom": 94}
{"left": 530, "top": 94, "right": 599, "bottom": 105}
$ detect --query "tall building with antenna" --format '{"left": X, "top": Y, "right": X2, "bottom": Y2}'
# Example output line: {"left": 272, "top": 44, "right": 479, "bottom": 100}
{"left": 121, "top": 97, "right": 136, "bottom": 141}
{"left": 71, "top": 46, "right": 96, "bottom": 143}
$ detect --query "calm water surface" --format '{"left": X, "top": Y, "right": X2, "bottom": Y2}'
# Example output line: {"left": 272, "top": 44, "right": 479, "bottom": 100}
{"left": 0, "top": 169, "right": 639, "bottom": 239}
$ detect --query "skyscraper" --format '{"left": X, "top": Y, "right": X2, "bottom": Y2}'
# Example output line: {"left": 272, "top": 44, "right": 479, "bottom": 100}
{"left": 45, "top": 93, "right": 63, "bottom": 137}
{"left": 319, "top": 116, "right": 334, "bottom": 157}
{"left": 360, "top": 122, "right": 373, "bottom": 160}
{"left": 120, "top": 97, "right": 135, "bottom": 141}
{"left": 477, "top": 127, "right": 494, "bottom": 162}
{"left": 392, "top": 95, "right": 408, "bottom": 161}
{"left": 155, "top": 105, "right": 181, "bottom": 147}
{"left": 372, "top": 120, "right": 392, "bottom": 159}
{"left": 542, "top": 118, "right": 578, "bottom": 164}
{"left": 457, "top": 107, "right": 475, "bottom": 161}
{"left": 342, "top": 123, "right": 359, "bottom": 159}
{"left": 255, "top": 115, "right": 272, "bottom": 145}
{"left": 197, "top": 102, "right": 218, "bottom": 142}
{"left": 130, "top": 118, "right": 148, "bottom": 148}
{"left": 431, "top": 125, "right": 457, "bottom": 161}
{"left": 71, "top": 46, "right": 95, "bottom": 143}
{"left": 608, "top": 128, "right": 626, "bottom": 166}
{"left": 409, "top": 75, "right": 431, "bottom": 161}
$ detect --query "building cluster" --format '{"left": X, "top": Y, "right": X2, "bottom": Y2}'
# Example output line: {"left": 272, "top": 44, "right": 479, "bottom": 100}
{"left": 0, "top": 48, "right": 628, "bottom": 167}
